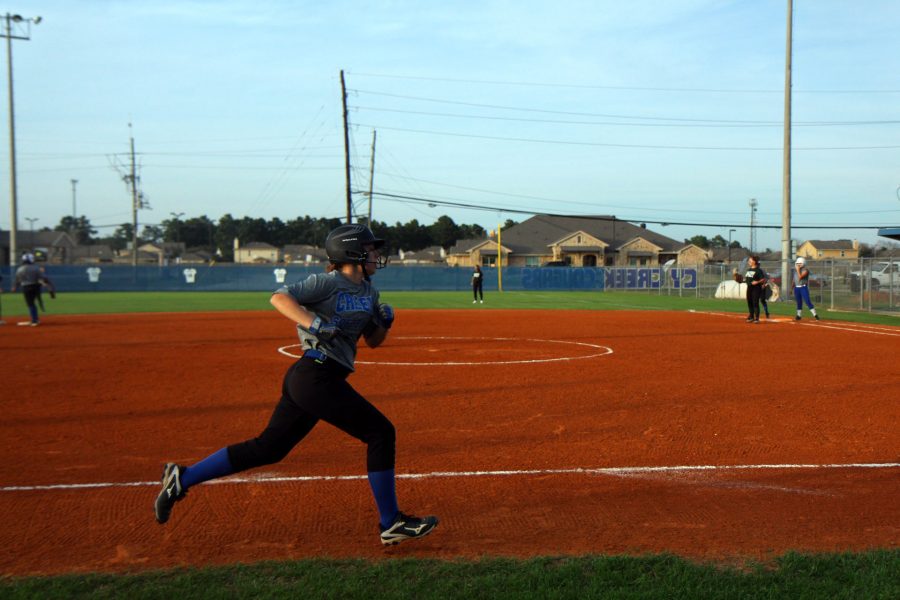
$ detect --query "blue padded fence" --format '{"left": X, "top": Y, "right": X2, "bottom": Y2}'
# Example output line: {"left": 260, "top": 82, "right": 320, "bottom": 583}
{"left": 24, "top": 264, "right": 697, "bottom": 292}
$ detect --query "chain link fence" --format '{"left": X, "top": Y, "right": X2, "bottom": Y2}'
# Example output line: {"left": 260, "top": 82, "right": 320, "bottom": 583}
{"left": 638, "top": 258, "right": 899, "bottom": 314}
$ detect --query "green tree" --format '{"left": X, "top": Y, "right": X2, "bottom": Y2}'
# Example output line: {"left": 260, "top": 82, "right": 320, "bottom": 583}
{"left": 709, "top": 235, "right": 728, "bottom": 248}
{"left": 110, "top": 223, "right": 134, "bottom": 251}
{"left": 686, "top": 235, "right": 711, "bottom": 249}
{"left": 429, "top": 215, "right": 460, "bottom": 249}
{"left": 55, "top": 216, "right": 96, "bottom": 245}
{"left": 180, "top": 216, "right": 216, "bottom": 250}
{"left": 141, "top": 225, "right": 164, "bottom": 244}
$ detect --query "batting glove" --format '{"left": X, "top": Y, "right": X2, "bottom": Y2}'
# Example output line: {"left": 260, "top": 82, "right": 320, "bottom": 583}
{"left": 378, "top": 303, "right": 395, "bottom": 329}
{"left": 308, "top": 316, "right": 340, "bottom": 340}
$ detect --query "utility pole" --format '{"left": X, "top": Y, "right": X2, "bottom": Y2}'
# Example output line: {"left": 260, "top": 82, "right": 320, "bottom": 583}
{"left": 2, "top": 13, "right": 40, "bottom": 270}
{"left": 781, "top": 0, "right": 794, "bottom": 296}
{"left": 129, "top": 126, "right": 139, "bottom": 266}
{"left": 367, "top": 129, "right": 376, "bottom": 225}
{"left": 340, "top": 70, "right": 352, "bottom": 224}
{"left": 70, "top": 178, "right": 78, "bottom": 219}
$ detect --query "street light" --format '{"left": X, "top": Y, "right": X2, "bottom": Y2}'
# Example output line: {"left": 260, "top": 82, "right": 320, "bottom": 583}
{"left": 24, "top": 216, "right": 36, "bottom": 251}
{"left": 728, "top": 229, "right": 736, "bottom": 263}
{"left": 70, "top": 179, "right": 78, "bottom": 219}
{"left": 2, "top": 13, "right": 41, "bottom": 270}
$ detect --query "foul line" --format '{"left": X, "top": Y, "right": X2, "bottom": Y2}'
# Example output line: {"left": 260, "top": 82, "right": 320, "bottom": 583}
{"left": 3, "top": 462, "right": 898, "bottom": 493}
{"left": 688, "top": 309, "right": 900, "bottom": 336}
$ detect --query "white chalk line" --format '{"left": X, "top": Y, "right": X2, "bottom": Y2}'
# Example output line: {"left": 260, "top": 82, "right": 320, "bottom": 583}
{"left": 278, "top": 336, "right": 614, "bottom": 365}
{"left": 3, "top": 462, "right": 898, "bottom": 493}
{"left": 687, "top": 309, "right": 900, "bottom": 336}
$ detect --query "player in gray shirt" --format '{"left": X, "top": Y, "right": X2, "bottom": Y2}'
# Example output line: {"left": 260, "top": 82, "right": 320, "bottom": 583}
{"left": 12, "top": 253, "right": 43, "bottom": 326}
{"left": 154, "top": 224, "right": 438, "bottom": 546}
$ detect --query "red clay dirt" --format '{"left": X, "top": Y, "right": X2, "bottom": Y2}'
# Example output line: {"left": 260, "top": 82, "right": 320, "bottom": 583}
{"left": 0, "top": 309, "right": 897, "bottom": 576}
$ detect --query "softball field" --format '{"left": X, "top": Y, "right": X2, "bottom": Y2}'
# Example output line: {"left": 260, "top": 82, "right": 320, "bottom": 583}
{"left": 0, "top": 309, "right": 898, "bottom": 576}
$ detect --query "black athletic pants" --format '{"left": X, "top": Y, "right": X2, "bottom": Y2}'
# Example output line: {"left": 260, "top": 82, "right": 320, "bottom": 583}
{"left": 473, "top": 280, "right": 483, "bottom": 300}
{"left": 23, "top": 284, "right": 40, "bottom": 310}
{"left": 746, "top": 285, "right": 762, "bottom": 319}
{"left": 227, "top": 355, "right": 396, "bottom": 473}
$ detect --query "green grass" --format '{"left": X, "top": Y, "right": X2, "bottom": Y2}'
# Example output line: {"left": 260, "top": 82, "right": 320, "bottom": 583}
{"left": 3, "top": 290, "right": 897, "bottom": 326}
{"left": 2, "top": 552, "right": 898, "bottom": 599}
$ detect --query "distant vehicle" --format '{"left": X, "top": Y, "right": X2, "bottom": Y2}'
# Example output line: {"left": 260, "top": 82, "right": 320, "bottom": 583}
{"left": 769, "top": 270, "right": 828, "bottom": 289}
{"left": 848, "top": 261, "right": 900, "bottom": 292}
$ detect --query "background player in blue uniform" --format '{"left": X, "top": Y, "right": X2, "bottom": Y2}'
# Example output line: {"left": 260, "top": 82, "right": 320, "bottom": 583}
{"left": 154, "top": 224, "right": 438, "bottom": 546}
{"left": 793, "top": 257, "right": 820, "bottom": 321}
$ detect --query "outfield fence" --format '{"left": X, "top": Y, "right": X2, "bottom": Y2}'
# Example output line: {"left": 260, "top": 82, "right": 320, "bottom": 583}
{"left": 13, "top": 257, "right": 898, "bottom": 314}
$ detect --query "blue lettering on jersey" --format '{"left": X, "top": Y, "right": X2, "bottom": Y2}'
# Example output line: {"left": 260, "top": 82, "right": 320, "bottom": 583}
{"left": 335, "top": 292, "right": 374, "bottom": 314}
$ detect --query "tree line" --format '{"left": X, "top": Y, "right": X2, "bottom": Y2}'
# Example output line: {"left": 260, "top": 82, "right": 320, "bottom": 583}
{"left": 52, "top": 214, "right": 501, "bottom": 261}
{"left": 47, "top": 216, "right": 896, "bottom": 260}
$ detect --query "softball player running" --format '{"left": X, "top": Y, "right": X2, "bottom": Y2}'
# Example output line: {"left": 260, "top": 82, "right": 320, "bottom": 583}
{"left": 154, "top": 224, "right": 438, "bottom": 546}
{"left": 11, "top": 253, "right": 43, "bottom": 326}
{"left": 793, "top": 257, "right": 820, "bottom": 321}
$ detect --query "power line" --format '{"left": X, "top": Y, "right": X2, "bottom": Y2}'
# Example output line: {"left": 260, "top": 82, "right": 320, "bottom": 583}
{"left": 352, "top": 123, "right": 900, "bottom": 151}
{"left": 352, "top": 89, "right": 783, "bottom": 124}
{"left": 371, "top": 172, "right": 900, "bottom": 217}
{"left": 364, "top": 190, "right": 897, "bottom": 230}
{"left": 350, "top": 72, "right": 900, "bottom": 95}
{"left": 351, "top": 105, "right": 900, "bottom": 128}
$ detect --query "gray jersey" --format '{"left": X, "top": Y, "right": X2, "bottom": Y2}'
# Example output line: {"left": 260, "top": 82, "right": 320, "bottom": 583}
{"left": 15, "top": 264, "right": 42, "bottom": 287}
{"left": 274, "top": 271, "right": 384, "bottom": 371}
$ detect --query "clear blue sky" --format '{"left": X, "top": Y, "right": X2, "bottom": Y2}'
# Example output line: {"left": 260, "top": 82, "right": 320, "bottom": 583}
{"left": 5, "top": 0, "right": 900, "bottom": 251}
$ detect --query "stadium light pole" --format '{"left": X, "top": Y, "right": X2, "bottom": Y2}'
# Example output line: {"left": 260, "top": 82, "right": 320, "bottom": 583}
{"left": 170, "top": 212, "right": 184, "bottom": 244}
{"left": 2, "top": 13, "right": 40, "bottom": 270}
{"left": 25, "top": 215, "right": 36, "bottom": 251}
{"left": 728, "top": 229, "right": 736, "bottom": 263}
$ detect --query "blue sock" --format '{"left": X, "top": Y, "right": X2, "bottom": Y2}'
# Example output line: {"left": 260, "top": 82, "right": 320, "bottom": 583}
{"left": 367, "top": 469, "right": 399, "bottom": 528}
{"left": 29, "top": 305, "right": 38, "bottom": 322}
{"left": 181, "top": 448, "right": 234, "bottom": 490}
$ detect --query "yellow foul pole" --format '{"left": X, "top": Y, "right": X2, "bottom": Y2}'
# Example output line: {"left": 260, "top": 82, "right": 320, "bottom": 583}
{"left": 497, "top": 223, "right": 503, "bottom": 292}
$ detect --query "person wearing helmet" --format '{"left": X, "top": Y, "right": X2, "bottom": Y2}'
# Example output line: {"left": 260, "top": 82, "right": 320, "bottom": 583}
{"left": 11, "top": 253, "right": 42, "bottom": 327}
{"left": 793, "top": 257, "right": 820, "bottom": 321}
{"left": 153, "top": 223, "right": 438, "bottom": 547}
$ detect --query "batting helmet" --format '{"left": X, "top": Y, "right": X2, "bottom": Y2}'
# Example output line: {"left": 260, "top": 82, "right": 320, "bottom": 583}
{"left": 795, "top": 257, "right": 806, "bottom": 266}
{"left": 325, "top": 224, "right": 387, "bottom": 268}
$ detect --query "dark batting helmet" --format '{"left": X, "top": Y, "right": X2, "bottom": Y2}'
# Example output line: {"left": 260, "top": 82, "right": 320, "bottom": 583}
{"left": 325, "top": 223, "right": 387, "bottom": 268}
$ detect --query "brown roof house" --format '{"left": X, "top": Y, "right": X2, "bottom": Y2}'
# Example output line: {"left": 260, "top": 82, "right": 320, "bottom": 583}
{"left": 446, "top": 215, "right": 708, "bottom": 268}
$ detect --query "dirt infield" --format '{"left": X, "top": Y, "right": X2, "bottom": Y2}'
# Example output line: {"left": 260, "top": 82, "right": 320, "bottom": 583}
{"left": 1, "top": 309, "right": 898, "bottom": 576}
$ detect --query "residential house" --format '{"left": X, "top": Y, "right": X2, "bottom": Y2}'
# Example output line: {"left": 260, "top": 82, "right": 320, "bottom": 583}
{"left": 180, "top": 249, "right": 214, "bottom": 264}
{"left": 138, "top": 242, "right": 187, "bottom": 265}
{"left": 71, "top": 244, "right": 115, "bottom": 264}
{"left": 0, "top": 230, "right": 78, "bottom": 264}
{"left": 446, "top": 215, "right": 708, "bottom": 268}
{"left": 395, "top": 246, "right": 447, "bottom": 265}
{"left": 282, "top": 244, "right": 327, "bottom": 264}
{"left": 235, "top": 241, "right": 280, "bottom": 264}
{"left": 707, "top": 247, "right": 750, "bottom": 265}
{"left": 796, "top": 239, "right": 860, "bottom": 261}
